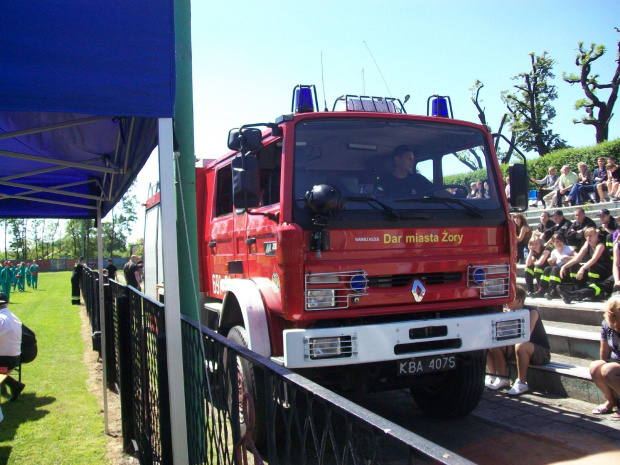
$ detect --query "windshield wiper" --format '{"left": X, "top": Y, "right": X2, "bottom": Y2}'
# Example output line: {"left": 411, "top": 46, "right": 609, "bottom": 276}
{"left": 395, "top": 197, "right": 484, "bottom": 218}
{"left": 345, "top": 196, "right": 404, "bottom": 219}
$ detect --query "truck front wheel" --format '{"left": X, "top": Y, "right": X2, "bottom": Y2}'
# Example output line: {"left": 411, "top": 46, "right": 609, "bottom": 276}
{"left": 226, "top": 326, "right": 267, "bottom": 447}
{"left": 409, "top": 350, "right": 485, "bottom": 419}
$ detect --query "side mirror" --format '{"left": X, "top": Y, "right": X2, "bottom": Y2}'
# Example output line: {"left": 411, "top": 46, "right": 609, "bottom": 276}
{"left": 232, "top": 155, "right": 261, "bottom": 209}
{"left": 508, "top": 163, "right": 528, "bottom": 212}
{"left": 227, "top": 128, "right": 241, "bottom": 151}
{"left": 227, "top": 127, "right": 263, "bottom": 152}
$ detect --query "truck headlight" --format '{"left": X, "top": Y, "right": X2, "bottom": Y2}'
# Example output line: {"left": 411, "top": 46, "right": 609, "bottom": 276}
{"left": 306, "top": 336, "right": 355, "bottom": 359}
{"left": 493, "top": 318, "right": 525, "bottom": 341}
{"left": 482, "top": 278, "right": 506, "bottom": 297}
{"left": 307, "top": 289, "right": 336, "bottom": 309}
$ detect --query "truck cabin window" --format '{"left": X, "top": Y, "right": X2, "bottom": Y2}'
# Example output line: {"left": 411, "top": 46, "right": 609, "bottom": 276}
{"left": 215, "top": 164, "right": 233, "bottom": 217}
{"left": 293, "top": 119, "right": 501, "bottom": 217}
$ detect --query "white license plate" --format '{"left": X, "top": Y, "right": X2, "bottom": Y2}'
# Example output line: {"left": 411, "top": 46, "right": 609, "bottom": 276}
{"left": 397, "top": 355, "right": 457, "bottom": 375}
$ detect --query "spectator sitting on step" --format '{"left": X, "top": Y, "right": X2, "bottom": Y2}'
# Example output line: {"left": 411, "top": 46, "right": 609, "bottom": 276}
{"left": 485, "top": 285, "right": 551, "bottom": 395}
{"left": 475, "top": 180, "right": 487, "bottom": 199}
{"left": 587, "top": 295, "right": 620, "bottom": 418}
{"left": 544, "top": 210, "right": 571, "bottom": 247}
{"left": 598, "top": 208, "right": 617, "bottom": 252}
{"left": 537, "top": 211, "right": 555, "bottom": 243}
{"left": 513, "top": 213, "right": 532, "bottom": 264}
{"left": 557, "top": 230, "right": 620, "bottom": 304}
{"left": 565, "top": 207, "right": 597, "bottom": 250}
{"left": 504, "top": 176, "right": 510, "bottom": 201}
{"left": 566, "top": 162, "right": 592, "bottom": 206}
{"left": 597, "top": 162, "right": 620, "bottom": 202}
{"left": 524, "top": 233, "right": 551, "bottom": 297}
{"left": 550, "top": 165, "right": 578, "bottom": 208}
{"left": 467, "top": 182, "right": 478, "bottom": 198}
{"left": 579, "top": 157, "right": 607, "bottom": 203}
{"left": 535, "top": 233, "right": 576, "bottom": 299}
{"left": 532, "top": 166, "right": 559, "bottom": 209}
{"left": 558, "top": 227, "right": 612, "bottom": 299}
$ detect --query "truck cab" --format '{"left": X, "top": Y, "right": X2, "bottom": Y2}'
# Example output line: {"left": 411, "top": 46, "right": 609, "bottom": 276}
{"left": 193, "top": 88, "right": 530, "bottom": 426}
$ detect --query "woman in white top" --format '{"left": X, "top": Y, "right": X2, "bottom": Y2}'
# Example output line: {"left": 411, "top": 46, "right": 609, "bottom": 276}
{"left": 538, "top": 233, "right": 575, "bottom": 299}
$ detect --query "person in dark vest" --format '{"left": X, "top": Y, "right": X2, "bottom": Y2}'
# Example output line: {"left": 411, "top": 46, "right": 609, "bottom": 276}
{"left": 105, "top": 259, "right": 117, "bottom": 280}
{"left": 559, "top": 227, "right": 612, "bottom": 296}
{"left": 0, "top": 292, "right": 25, "bottom": 401}
{"left": 123, "top": 255, "right": 141, "bottom": 291}
{"left": 71, "top": 257, "right": 84, "bottom": 305}
{"left": 558, "top": 229, "right": 619, "bottom": 304}
{"left": 564, "top": 208, "right": 597, "bottom": 250}
{"left": 524, "top": 233, "right": 551, "bottom": 297}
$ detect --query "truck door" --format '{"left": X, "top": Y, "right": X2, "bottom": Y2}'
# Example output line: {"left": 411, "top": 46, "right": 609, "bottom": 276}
{"left": 208, "top": 163, "right": 237, "bottom": 297}
{"left": 245, "top": 141, "right": 282, "bottom": 278}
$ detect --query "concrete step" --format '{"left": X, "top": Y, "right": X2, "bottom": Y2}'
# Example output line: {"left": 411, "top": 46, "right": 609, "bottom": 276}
{"left": 507, "top": 353, "right": 607, "bottom": 406}
{"left": 544, "top": 321, "right": 600, "bottom": 360}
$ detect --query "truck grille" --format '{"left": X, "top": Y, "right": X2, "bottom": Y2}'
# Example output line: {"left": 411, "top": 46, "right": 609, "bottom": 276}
{"left": 367, "top": 272, "right": 461, "bottom": 288}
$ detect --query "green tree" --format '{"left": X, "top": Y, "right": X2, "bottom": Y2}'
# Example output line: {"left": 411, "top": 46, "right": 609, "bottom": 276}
{"left": 563, "top": 28, "right": 620, "bottom": 143}
{"left": 501, "top": 51, "right": 568, "bottom": 156}
{"left": 104, "top": 183, "right": 138, "bottom": 258}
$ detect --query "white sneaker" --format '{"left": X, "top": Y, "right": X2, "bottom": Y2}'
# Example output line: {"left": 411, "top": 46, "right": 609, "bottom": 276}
{"left": 488, "top": 377, "right": 510, "bottom": 390}
{"left": 507, "top": 379, "right": 529, "bottom": 396}
{"left": 485, "top": 375, "right": 496, "bottom": 387}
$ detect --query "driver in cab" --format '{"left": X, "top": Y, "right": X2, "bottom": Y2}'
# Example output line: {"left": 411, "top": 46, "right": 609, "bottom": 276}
{"left": 381, "top": 144, "right": 434, "bottom": 198}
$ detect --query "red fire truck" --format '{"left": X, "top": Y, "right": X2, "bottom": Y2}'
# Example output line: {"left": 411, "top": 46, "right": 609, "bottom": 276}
{"left": 145, "top": 86, "right": 530, "bottom": 439}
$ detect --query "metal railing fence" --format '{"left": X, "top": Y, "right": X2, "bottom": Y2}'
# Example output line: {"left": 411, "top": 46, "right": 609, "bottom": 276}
{"left": 83, "top": 268, "right": 472, "bottom": 465}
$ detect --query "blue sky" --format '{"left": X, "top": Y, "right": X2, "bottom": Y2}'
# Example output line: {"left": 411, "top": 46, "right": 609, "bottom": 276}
{"left": 129, "top": 0, "right": 619, "bottom": 239}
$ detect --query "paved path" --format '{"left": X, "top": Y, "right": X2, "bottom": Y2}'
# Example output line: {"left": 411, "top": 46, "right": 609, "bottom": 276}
{"left": 473, "top": 389, "right": 620, "bottom": 456}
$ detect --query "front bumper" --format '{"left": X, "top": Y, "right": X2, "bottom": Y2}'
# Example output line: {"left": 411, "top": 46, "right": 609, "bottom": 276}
{"left": 281, "top": 310, "right": 529, "bottom": 368}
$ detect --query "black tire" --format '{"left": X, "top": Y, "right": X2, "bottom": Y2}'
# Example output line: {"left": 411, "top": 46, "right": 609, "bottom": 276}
{"left": 410, "top": 351, "right": 485, "bottom": 419}
{"left": 226, "top": 326, "right": 267, "bottom": 447}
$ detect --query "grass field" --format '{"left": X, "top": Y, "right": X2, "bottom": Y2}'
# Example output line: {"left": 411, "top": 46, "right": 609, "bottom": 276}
{"left": 0, "top": 271, "right": 107, "bottom": 464}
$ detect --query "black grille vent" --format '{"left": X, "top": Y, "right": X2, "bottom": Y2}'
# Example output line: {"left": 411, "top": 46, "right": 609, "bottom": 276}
{"left": 367, "top": 272, "right": 461, "bottom": 288}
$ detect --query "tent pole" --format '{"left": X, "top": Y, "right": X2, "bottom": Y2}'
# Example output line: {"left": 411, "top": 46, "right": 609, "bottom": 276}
{"left": 158, "top": 117, "right": 189, "bottom": 463}
{"left": 97, "top": 207, "right": 109, "bottom": 434}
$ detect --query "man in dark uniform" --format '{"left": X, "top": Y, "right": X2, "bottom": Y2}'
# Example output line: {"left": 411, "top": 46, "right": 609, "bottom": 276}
{"left": 537, "top": 211, "right": 555, "bottom": 242}
{"left": 71, "top": 257, "right": 84, "bottom": 305}
{"left": 105, "top": 259, "right": 117, "bottom": 280}
{"left": 380, "top": 145, "right": 434, "bottom": 198}
{"left": 565, "top": 207, "right": 597, "bottom": 249}
{"left": 544, "top": 210, "right": 571, "bottom": 246}
{"left": 123, "top": 255, "right": 141, "bottom": 291}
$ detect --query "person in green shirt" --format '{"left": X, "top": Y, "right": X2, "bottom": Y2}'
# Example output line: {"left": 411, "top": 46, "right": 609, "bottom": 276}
{"left": 553, "top": 165, "right": 578, "bottom": 208}
{"left": 0, "top": 262, "right": 12, "bottom": 298}
{"left": 17, "top": 262, "right": 26, "bottom": 292}
{"left": 29, "top": 260, "right": 39, "bottom": 290}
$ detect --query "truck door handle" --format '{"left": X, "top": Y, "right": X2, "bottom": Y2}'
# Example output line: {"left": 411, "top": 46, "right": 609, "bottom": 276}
{"left": 208, "top": 241, "right": 216, "bottom": 248}
{"left": 245, "top": 237, "right": 256, "bottom": 246}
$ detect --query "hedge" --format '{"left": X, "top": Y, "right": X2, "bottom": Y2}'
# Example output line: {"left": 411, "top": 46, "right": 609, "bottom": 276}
{"left": 516, "top": 138, "right": 620, "bottom": 186}
{"left": 443, "top": 139, "right": 620, "bottom": 188}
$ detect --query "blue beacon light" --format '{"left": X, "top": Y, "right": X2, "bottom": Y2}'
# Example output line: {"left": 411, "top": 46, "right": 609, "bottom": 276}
{"left": 292, "top": 85, "right": 316, "bottom": 113}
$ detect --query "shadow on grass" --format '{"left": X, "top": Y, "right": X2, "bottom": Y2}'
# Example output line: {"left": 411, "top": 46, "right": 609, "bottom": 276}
{"left": 0, "top": 394, "right": 55, "bottom": 465}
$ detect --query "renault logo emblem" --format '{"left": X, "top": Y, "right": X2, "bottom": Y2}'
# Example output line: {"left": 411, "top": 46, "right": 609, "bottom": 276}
{"left": 411, "top": 280, "right": 426, "bottom": 302}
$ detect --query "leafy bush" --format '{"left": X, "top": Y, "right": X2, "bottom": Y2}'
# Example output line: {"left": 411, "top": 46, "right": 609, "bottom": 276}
{"left": 443, "top": 139, "right": 620, "bottom": 189}
{"left": 521, "top": 138, "right": 620, "bottom": 184}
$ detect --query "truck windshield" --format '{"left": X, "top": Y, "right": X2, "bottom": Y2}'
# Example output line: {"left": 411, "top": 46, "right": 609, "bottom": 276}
{"left": 293, "top": 118, "right": 502, "bottom": 216}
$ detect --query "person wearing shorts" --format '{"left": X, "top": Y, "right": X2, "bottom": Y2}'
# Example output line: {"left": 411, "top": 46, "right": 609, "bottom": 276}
{"left": 589, "top": 295, "right": 620, "bottom": 418}
{"left": 485, "top": 285, "right": 551, "bottom": 395}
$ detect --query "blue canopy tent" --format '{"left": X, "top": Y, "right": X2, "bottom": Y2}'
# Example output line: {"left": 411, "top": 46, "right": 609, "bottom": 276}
{"left": 0, "top": 2, "right": 190, "bottom": 462}
{"left": 0, "top": 1, "right": 175, "bottom": 219}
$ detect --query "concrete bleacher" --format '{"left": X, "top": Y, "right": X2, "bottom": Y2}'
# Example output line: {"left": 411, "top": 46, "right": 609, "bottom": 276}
{"left": 515, "top": 262, "right": 612, "bottom": 405}
{"left": 509, "top": 199, "right": 620, "bottom": 404}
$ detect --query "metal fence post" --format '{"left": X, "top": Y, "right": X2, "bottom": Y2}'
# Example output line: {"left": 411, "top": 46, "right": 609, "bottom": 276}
{"left": 116, "top": 294, "right": 134, "bottom": 454}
